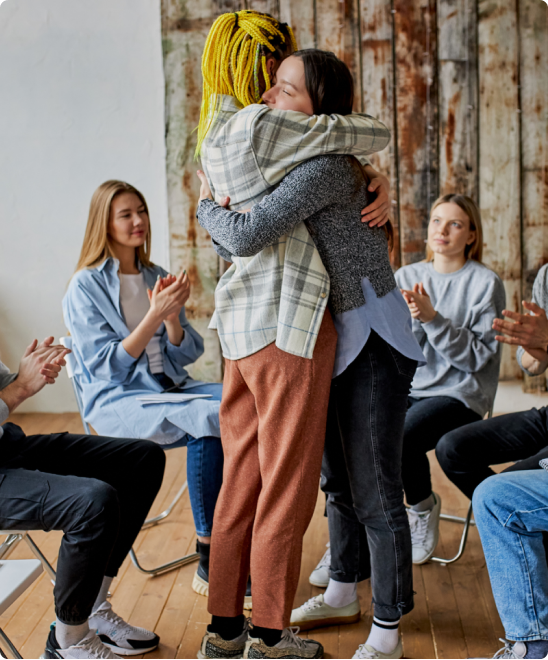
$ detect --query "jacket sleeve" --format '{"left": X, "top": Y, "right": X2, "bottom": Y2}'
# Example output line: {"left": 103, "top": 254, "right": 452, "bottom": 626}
{"left": 163, "top": 307, "right": 205, "bottom": 369}
{"left": 198, "top": 157, "right": 351, "bottom": 257}
{"left": 422, "top": 277, "right": 506, "bottom": 373}
{"left": 63, "top": 277, "right": 139, "bottom": 384}
{"left": 252, "top": 108, "right": 390, "bottom": 186}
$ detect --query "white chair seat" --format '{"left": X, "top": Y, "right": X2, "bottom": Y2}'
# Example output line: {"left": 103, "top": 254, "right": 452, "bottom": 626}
{"left": 0, "top": 559, "right": 42, "bottom": 616}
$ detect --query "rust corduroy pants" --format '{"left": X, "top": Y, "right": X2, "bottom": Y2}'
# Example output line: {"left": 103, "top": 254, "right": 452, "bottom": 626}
{"left": 208, "top": 311, "right": 337, "bottom": 630}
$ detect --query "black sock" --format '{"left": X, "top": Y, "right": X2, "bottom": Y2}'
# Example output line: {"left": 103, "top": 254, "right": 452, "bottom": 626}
{"left": 208, "top": 614, "right": 245, "bottom": 641}
{"left": 524, "top": 640, "right": 548, "bottom": 659}
{"left": 250, "top": 625, "right": 282, "bottom": 647}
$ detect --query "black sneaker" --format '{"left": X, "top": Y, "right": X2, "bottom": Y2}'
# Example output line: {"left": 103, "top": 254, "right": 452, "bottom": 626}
{"left": 193, "top": 540, "right": 252, "bottom": 610}
{"left": 40, "top": 624, "right": 119, "bottom": 659}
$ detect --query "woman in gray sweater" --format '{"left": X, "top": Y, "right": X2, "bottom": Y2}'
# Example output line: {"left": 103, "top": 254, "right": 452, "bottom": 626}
{"left": 197, "top": 49, "right": 424, "bottom": 660}
{"left": 395, "top": 194, "right": 506, "bottom": 566}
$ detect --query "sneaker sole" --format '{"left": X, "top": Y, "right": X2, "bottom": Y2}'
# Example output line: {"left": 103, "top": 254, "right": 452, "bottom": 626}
{"left": 308, "top": 576, "right": 329, "bottom": 588}
{"left": 193, "top": 573, "right": 252, "bottom": 610}
{"left": 291, "top": 610, "right": 361, "bottom": 632}
{"left": 197, "top": 652, "right": 244, "bottom": 659}
{"left": 104, "top": 641, "right": 159, "bottom": 656}
{"left": 245, "top": 643, "right": 324, "bottom": 659}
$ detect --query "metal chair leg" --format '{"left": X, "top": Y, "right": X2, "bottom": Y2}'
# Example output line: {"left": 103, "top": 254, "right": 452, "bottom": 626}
{"left": 141, "top": 480, "right": 188, "bottom": 530}
{"left": 0, "top": 535, "right": 23, "bottom": 562}
{"left": 430, "top": 502, "right": 474, "bottom": 565}
{"left": 24, "top": 534, "right": 57, "bottom": 581}
{"left": 129, "top": 548, "right": 199, "bottom": 577}
{"left": 0, "top": 628, "right": 23, "bottom": 659}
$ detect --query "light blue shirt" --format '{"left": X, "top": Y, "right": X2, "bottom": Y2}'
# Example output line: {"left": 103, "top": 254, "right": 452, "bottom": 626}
{"left": 62, "top": 258, "right": 221, "bottom": 444}
{"left": 333, "top": 278, "right": 425, "bottom": 378}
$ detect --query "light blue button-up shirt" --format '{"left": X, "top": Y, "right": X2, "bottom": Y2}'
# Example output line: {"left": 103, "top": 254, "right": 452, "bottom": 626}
{"left": 333, "top": 278, "right": 426, "bottom": 378}
{"left": 62, "top": 258, "right": 221, "bottom": 444}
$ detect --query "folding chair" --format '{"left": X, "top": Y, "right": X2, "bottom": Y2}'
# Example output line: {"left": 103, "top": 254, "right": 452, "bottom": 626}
{"left": 0, "top": 559, "right": 43, "bottom": 659}
{"left": 428, "top": 406, "right": 494, "bottom": 566}
{"left": 60, "top": 337, "right": 199, "bottom": 577}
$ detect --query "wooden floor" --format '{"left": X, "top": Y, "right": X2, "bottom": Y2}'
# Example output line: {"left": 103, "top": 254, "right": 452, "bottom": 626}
{"left": 0, "top": 413, "right": 505, "bottom": 659}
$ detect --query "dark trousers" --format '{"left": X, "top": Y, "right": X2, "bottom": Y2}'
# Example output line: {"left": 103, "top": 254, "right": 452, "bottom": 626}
{"left": 321, "top": 331, "right": 417, "bottom": 620}
{"left": 402, "top": 396, "right": 482, "bottom": 505}
{"left": 435, "top": 406, "right": 548, "bottom": 499}
{"left": 0, "top": 424, "right": 165, "bottom": 624}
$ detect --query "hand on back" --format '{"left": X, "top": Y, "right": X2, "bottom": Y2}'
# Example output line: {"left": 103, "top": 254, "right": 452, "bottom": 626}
{"left": 147, "top": 269, "right": 190, "bottom": 324}
{"left": 401, "top": 283, "right": 437, "bottom": 324}
{"left": 493, "top": 301, "right": 548, "bottom": 360}
{"left": 17, "top": 337, "right": 70, "bottom": 396}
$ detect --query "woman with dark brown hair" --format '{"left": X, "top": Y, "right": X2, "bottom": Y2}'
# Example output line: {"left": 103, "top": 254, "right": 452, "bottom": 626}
{"left": 196, "top": 49, "right": 425, "bottom": 660}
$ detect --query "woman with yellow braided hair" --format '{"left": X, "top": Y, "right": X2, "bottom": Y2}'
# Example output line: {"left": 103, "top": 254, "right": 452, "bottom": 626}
{"left": 194, "top": 10, "right": 394, "bottom": 660}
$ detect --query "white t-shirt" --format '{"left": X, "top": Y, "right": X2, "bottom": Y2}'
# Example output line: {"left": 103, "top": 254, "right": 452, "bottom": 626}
{"left": 119, "top": 273, "right": 164, "bottom": 374}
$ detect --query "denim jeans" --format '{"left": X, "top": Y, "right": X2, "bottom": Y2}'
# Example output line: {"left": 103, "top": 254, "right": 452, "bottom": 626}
{"left": 154, "top": 374, "right": 223, "bottom": 537}
{"left": 402, "top": 396, "right": 481, "bottom": 505}
{"left": 473, "top": 470, "right": 548, "bottom": 642}
{"left": 321, "top": 330, "right": 417, "bottom": 620}
{"left": 436, "top": 406, "right": 548, "bottom": 499}
{"left": 0, "top": 424, "right": 165, "bottom": 624}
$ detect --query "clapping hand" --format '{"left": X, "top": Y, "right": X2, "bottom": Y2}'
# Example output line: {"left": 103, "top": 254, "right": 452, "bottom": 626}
{"left": 401, "top": 283, "right": 437, "bottom": 323}
{"left": 147, "top": 269, "right": 190, "bottom": 324}
{"left": 18, "top": 336, "right": 70, "bottom": 394}
{"left": 493, "top": 301, "right": 548, "bottom": 361}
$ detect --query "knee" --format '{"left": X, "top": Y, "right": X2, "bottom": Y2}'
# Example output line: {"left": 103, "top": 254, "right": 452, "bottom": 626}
{"left": 73, "top": 480, "right": 120, "bottom": 534}
{"left": 472, "top": 474, "right": 502, "bottom": 520}
{"left": 435, "top": 428, "right": 467, "bottom": 469}
{"left": 131, "top": 440, "right": 166, "bottom": 481}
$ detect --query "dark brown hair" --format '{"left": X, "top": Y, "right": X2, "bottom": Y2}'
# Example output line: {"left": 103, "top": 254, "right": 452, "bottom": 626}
{"left": 294, "top": 49, "right": 393, "bottom": 251}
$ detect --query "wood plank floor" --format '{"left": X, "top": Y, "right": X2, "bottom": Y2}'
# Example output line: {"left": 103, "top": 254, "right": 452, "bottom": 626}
{"left": 0, "top": 413, "right": 505, "bottom": 659}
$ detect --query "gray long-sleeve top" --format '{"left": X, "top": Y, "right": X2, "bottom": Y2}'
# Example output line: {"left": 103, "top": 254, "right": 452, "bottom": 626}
{"left": 198, "top": 155, "right": 396, "bottom": 315}
{"left": 0, "top": 360, "right": 17, "bottom": 438}
{"left": 517, "top": 263, "right": 548, "bottom": 376}
{"left": 395, "top": 259, "right": 506, "bottom": 417}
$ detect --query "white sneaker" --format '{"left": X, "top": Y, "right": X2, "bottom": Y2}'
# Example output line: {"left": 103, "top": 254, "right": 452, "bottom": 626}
{"left": 244, "top": 627, "right": 323, "bottom": 658}
{"left": 352, "top": 637, "right": 403, "bottom": 659}
{"left": 407, "top": 493, "right": 442, "bottom": 564}
{"left": 487, "top": 639, "right": 527, "bottom": 658}
{"left": 290, "top": 593, "right": 361, "bottom": 631}
{"left": 89, "top": 601, "right": 159, "bottom": 656}
{"left": 42, "top": 628, "right": 120, "bottom": 659}
{"left": 309, "top": 542, "right": 331, "bottom": 588}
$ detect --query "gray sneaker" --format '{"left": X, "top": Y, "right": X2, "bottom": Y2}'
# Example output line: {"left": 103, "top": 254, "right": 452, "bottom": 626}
{"left": 198, "top": 619, "right": 250, "bottom": 659}
{"left": 490, "top": 640, "right": 527, "bottom": 658}
{"left": 244, "top": 627, "right": 323, "bottom": 659}
{"left": 309, "top": 543, "right": 330, "bottom": 588}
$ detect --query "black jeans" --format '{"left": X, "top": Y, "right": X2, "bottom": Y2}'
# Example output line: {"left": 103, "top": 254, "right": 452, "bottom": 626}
{"left": 436, "top": 406, "right": 548, "bottom": 499}
{"left": 321, "top": 331, "right": 417, "bottom": 620}
{"left": 402, "top": 396, "right": 482, "bottom": 505}
{"left": 0, "top": 424, "right": 165, "bottom": 624}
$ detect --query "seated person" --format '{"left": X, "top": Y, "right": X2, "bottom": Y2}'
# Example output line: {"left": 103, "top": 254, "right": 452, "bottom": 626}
{"left": 431, "top": 262, "right": 548, "bottom": 514}
{"left": 394, "top": 194, "right": 505, "bottom": 564}
{"left": 0, "top": 336, "right": 164, "bottom": 659}
{"left": 473, "top": 467, "right": 548, "bottom": 659}
{"left": 62, "top": 181, "right": 225, "bottom": 600}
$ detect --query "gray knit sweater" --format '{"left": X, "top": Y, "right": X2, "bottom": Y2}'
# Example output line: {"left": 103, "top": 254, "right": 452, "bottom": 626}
{"left": 198, "top": 155, "right": 396, "bottom": 315}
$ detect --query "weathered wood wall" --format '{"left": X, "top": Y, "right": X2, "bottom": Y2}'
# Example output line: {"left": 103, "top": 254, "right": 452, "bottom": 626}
{"left": 161, "top": 0, "right": 548, "bottom": 380}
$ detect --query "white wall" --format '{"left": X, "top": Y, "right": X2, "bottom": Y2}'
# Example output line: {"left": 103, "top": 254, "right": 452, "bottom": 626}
{"left": 0, "top": 0, "right": 169, "bottom": 412}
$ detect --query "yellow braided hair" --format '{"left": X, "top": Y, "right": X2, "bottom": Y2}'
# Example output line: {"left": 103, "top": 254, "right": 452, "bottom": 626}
{"left": 196, "top": 10, "right": 298, "bottom": 157}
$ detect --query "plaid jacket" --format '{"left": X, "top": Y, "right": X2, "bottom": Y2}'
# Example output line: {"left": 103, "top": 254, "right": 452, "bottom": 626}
{"left": 200, "top": 95, "right": 391, "bottom": 360}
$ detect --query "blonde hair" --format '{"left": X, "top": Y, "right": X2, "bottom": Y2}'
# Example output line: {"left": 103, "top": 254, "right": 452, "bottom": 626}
{"left": 426, "top": 193, "right": 483, "bottom": 263}
{"left": 196, "top": 10, "right": 297, "bottom": 156}
{"left": 75, "top": 180, "right": 152, "bottom": 272}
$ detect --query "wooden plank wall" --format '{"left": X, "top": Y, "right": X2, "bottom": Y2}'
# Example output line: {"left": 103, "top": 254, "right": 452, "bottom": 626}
{"left": 161, "top": 0, "right": 548, "bottom": 379}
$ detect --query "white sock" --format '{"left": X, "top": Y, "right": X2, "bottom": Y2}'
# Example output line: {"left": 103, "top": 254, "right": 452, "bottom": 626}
{"left": 324, "top": 579, "right": 357, "bottom": 608}
{"left": 366, "top": 616, "right": 400, "bottom": 654}
{"left": 91, "top": 576, "right": 113, "bottom": 613}
{"left": 55, "top": 620, "right": 90, "bottom": 649}
{"left": 410, "top": 493, "right": 436, "bottom": 513}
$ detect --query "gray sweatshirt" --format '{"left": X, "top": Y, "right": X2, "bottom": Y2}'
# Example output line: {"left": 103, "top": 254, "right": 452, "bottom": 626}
{"left": 395, "top": 259, "right": 506, "bottom": 417}
{"left": 0, "top": 360, "right": 17, "bottom": 438}
{"left": 517, "top": 263, "right": 548, "bottom": 376}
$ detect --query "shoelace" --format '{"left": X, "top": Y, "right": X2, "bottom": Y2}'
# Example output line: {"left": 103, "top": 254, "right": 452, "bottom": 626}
{"left": 493, "top": 639, "right": 522, "bottom": 659}
{"left": 353, "top": 643, "right": 379, "bottom": 659}
{"left": 281, "top": 627, "right": 310, "bottom": 649}
{"left": 408, "top": 509, "right": 430, "bottom": 548}
{"left": 316, "top": 548, "right": 331, "bottom": 570}
{"left": 95, "top": 605, "right": 126, "bottom": 629}
{"left": 300, "top": 596, "right": 324, "bottom": 613}
{"left": 74, "top": 633, "right": 117, "bottom": 659}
